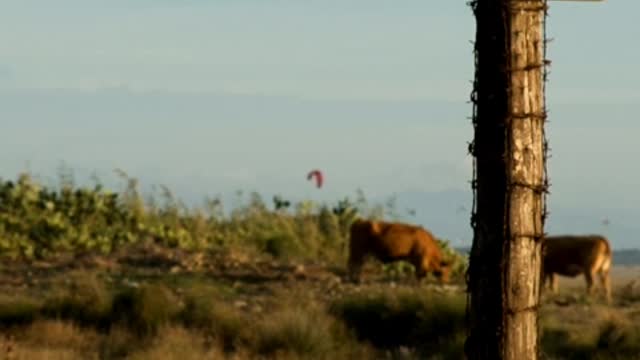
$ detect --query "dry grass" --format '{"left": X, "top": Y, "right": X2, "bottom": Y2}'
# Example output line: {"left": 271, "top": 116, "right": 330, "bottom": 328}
{"left": 251, "top": 306, "right": 334, "bottom": 358}
{"left": 541, "top": 310, "right": 640, "bottom": 359}
{"left": 178, "top": 288, "right": 248, "bottom": 352}
{"left": 97, "top": 326, "right": 139, "bottom": 359}
{"left": 330, "top": 287, "right": 466, "bottom": 359}
{"left": 0, "top": 264, "right": 639, "bottom": 359}
{"left": 0, "top": 320, "right": 99, "bottom": 360}
{"left": 127, "top": 326, "right": 222, "bottom": 360}
{"left": 111, "top": 283, "right": 183, "bottom": 335}
{"left": 0, "top": 294, "right": 41, "bottom": 326}
{"left": 42, "top": 271, "right": 113, "bottom": 327}
{"left": 1, "top": 347, "right": 90, "bottom": 360}
{"left": 20, "top": 320, "right": 99, "bottom": 351}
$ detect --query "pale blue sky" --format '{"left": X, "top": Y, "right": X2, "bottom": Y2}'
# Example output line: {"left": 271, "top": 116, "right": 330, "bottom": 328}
{"left": 1, "top": 1, "right": 639, "bottom": 246}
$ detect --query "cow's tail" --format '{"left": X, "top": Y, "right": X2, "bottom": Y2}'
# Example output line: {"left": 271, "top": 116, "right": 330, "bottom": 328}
{"left": 596, "top": 236, "right": 612, "bottom": 274}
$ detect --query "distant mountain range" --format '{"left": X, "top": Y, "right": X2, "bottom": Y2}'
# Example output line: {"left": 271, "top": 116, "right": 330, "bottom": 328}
{"left": 374, "top": 189, "right": 640, "bottom": 250}
{"left": 612, "top": 250, "right": 640, "bottom": 266}
{"left": 454, "top": 247, "right": 640, "bottom": 266}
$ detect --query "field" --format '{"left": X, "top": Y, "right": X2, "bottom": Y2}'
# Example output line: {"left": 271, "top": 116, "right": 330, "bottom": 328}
{"left": 0, "top": 173, "right": 639, "bottom": 359}
{"left": 0, "top": 250, "right": 640, "bottom": 360}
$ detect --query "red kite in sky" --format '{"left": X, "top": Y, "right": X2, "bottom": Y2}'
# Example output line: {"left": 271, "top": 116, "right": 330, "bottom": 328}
{"left": 306, "top": 169, "right": 323, "bottom": 188}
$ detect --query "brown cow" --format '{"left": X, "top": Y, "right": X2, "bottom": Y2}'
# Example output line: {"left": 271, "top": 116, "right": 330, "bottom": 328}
{"left": 541, "top": 234, "right": 613, "bottom": 303}
{"left": 347, "top": 219, "right": 451, "bottom": 284}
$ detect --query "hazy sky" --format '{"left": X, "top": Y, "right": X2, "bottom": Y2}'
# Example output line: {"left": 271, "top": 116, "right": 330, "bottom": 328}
{"left": 1, "top": 1, "right": 639, "bottom": 246}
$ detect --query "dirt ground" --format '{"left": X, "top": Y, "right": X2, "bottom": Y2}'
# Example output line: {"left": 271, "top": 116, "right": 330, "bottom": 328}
{"left": 1, "top": 246, "right": 639, "bottom": 360}
{"left": 0, "top": 244, "right": 637, "bottom": 312}
{"left": 0, "top": 245, "right": 463, "bottom": 314}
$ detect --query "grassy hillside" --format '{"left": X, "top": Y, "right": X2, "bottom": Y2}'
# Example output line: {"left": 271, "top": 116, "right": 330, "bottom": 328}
{"left": 0, "top": 171, "right": 467, "bottom": 274}
{"left": 1, "top": 171, "right": 640, "bottom": 359}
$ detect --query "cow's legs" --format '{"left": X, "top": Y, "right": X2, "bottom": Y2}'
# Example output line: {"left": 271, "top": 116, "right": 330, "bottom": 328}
{"left": 411, "top": 257, "right": 428, "bottom": 284}
{"left": 598, "top": 269, "right": 612, "bottom": 304}
{"left": 540, "top": 272, "right": 551, "bottom": 297}
{"left": 584, "top": 271, "right": 595, "bottom": 297}
{"left": 550, "top": 273, "right": 558, "bottom": 294}
{"left": 347, "top": 250, "right": 366, "bottom": 283}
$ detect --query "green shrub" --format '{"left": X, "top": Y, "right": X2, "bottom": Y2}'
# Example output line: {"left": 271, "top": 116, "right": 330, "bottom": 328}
{"left": 436, "top": 238, "right": 468, "bottom": 281}
{"left": 0, "top": 295, "right": 41, "bottom": 326}
{"left": 178, "top": 287, "right": 246, "bottom": 351}
{"left": 0, "top": 170, "right": 468, "bottom": 271}
{"left": 42, "top": 272, "right": 112, "bottom": 327}
{"left": 263, "top": 233, "right": 300, "bottom": 259}
{"left": 111, "top": 283, "right": 182, "bottom": 335}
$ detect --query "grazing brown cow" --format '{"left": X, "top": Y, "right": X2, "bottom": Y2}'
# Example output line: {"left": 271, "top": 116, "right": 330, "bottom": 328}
{"left": 347, "top": 219, "right": 451, "bottom": 284}
{"left": 541, "top": 234, "right": 613, "bottom": 303}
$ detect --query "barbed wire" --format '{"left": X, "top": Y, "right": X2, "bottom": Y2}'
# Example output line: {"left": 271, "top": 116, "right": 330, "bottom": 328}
{"left": 464, "top": 0, "right": 551, "bottom": 357}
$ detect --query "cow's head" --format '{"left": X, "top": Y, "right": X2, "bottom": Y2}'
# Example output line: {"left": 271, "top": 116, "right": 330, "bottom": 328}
{"left": 418, "top": 258, "right": 451, "bottom": 284}
{"left": 432, "top": 260, "right": 451, "bottom": 284}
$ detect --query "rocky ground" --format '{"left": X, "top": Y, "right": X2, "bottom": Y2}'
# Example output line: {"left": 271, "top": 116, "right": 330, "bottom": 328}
{"left": 0, "top": 243, "right": 463, "bottom": 321}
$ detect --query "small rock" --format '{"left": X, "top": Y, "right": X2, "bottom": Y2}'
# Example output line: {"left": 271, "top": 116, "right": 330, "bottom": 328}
{"left": 170, "top": 266, "right": 182, "bottom": 274}
{"left": 398, "top": 346, "right": 412, "bottom": 358}
{"left": 234, "top": 300, "right": 248, "bottom": 309}
{"left": 294, "top": 265, "right": 306, "bottom": 279}
{"left": 123, "top": 279, "right": 140, "bottom": 288}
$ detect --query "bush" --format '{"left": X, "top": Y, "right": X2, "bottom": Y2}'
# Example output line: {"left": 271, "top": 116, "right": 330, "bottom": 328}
{"left": 0, "top": 172, "right": 332, "bottom": 263}
{"left": 595, "top": 318, "right": 640, "bottom": 357}
{"left": 98, "top": 326, "right": 139, "bottom": 359}
{"left": 127, "top": 326, "right": 221, "bottom": 360}
{"left": 20, "top": 320, "right": 99, "bottom": 352}
{"left": 436, "top": 238, "right": 468, "bottom": 281}
{"left": 251, "top": 306, "right": 338, "bottom": 358}
{"left": 263, "top": 232, "right": 300, "bottom": 259}
{"left": 111, "top": 283, "right": 182, "bottom": 335}
{"left": 329, "top": 288, "right": 466, "bottom": 358}
{"left": 0, "top": 295, "right": 41, "bottom": 326}
{"left": 42, "top": 271, "right": 112, "bottom": 327}
{"left": 541, "top": 314, "right": 640, "bottom": 360}
{"left": 178, "top": 287, "right": 246, "bottom": 351}
{"left": 0, "top": 170, "right": 469, "bottom": 274}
